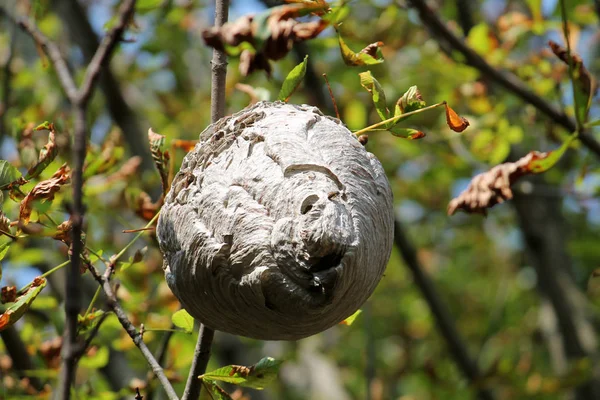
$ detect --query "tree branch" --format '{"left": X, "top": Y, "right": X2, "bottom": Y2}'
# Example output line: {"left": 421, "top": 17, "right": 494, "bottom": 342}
{"left": 407, "top": 0, "right": 600, "bottom": 159}
{"left": 77, "top": 0, "right": 136, "bottom": 105}
{"left": 7, "top": 13, "right": 78, "bottom": 102}
{"left": 4, "top": 2, "right": 143, "bottom": 397}
{"left": 182, "top": 1, "right": 229, "bottom": 399}
{"left": 50, "top": 0, "right": 155, "bottom": 171}
{"left": 394, "top": 220, "right": 495, "bottom": 400}
{"left": 85, "top": 261, "right": 179, "bottom": 400}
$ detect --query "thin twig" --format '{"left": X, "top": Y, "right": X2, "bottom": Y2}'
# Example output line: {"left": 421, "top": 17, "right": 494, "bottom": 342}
{"left": 146, "top": 325, "right": 176, "bottom": 400}
{"left": 406, "top": 0, "right": 600, "bottom": 160}
{"left": 394, "top": 220, "right": 495, "bottom": 400}
{"left": 51, "top": 0, "right": 154, "bottom": 171}
{"left": 77, "top": 0, "right": 136, "bottom": 105}
{"left": 85, "top": 261, "right": 179, "bottom": 400}
{"left": 322, "top": 73, "right": 340, "bottom": 120}
{"left": 6, "top": 13, "right": 78, "bottom": 101}
{"left": 182, "top": 1, "right": 229, "bottom": 399}
{"left": 5, "top": 1, "right": 140, "bottom": 397}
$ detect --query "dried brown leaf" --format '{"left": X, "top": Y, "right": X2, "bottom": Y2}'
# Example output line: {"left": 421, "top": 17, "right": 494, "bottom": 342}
{"left": 548, "top": 40, "right": 596, "bottom": 96}
{"left": 447, "top": 151, "right": 547, "bottom": 215}
{"left": 445, "top": 104, "right": 470, "bottom": 132}
{"left": 19, "top": 164, "right": 71, "bottom": 224}
{"left": 52, "top": 219, "right": 73, "bottom": 245}
{"left": 360, "top": 41, "right": 384, "bottom": 58}
{"left": 202, "top": 5, "right": 328, "bottom": 76}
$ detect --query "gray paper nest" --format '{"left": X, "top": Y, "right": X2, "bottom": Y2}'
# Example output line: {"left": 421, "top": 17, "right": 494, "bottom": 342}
{"left": 157, "top": 101, "right": 393, "bottom": 340}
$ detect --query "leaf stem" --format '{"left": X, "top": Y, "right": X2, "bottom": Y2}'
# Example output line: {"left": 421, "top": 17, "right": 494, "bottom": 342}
{"left": 353, "top": 101, "right": 446, "bottom": 136}
{"left": 17, "top": 259, "right": 70, "bottom": 295}
{"left": 109, "top": 212, "right": 159, "bottom": 269}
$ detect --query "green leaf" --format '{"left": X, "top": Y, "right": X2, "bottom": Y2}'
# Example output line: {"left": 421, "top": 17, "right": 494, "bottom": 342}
{"left": 340, "top": 309, "right": 362, "bottom": 326}
{"left": 359, "top": 71, "right": 389, "bottom": 122}
{"left": 527, "top": 133, "right": 577, "bottom": 173}
{"left": 466, "top": 23, "right": 492, "bottom": 55}
{"left": 389, "top": 127, "right": 426, "bottom": 140}
{"left": 200, "top": 357, "right": 283, "bottom": 389}
{"left": 0, "top": 160, "right": 24, "bottom": 190}
{"left": 172, "top": 309, "right": 194, "bottom": 334}
{"left": 395, "top": 86, "right": 426, "bottom": 116}
{"left": 585, "top": 119, "right": 600, "bottom": 128}
{"left": 0, "top": 240, "right": 10, "bottom": 262}
{"left": 201, "top": 380, "right": 233, "bottom": 400}
{"left": 0, "top": 240, "right": 10, "bottom": 282}
{"left": 337, "top": 34, "right": 384, "bottom": 66}
{"left": 0, "top": 277, "right": 47, "bottom": 332}
{"left": 278, "top": 55, "right": 308, "bottom": 102}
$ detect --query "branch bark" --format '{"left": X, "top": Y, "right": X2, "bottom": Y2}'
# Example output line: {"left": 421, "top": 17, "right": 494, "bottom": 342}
{"left": 182, "top": 1, "right": 229, "bottom": 399}
{"left": 407, "top": 0, "right": 600, "bottom": 160}
{"left": 2, "top": 2, "right": 155, "bottom": 398}
{"left": 86, "top": 262, "right": 180, "bottom": 400}
{"left": 50, "top": 0, "right": 155, "bottom": 171}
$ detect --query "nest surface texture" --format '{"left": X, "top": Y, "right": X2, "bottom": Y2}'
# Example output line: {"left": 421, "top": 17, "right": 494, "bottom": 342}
{"left": 157, "top": 101, "right": 393, "bottom": 340}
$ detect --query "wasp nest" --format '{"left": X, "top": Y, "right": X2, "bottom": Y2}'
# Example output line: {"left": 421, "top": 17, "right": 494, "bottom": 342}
{"left": 157, "top": 102, "right": 393, "bottom": 340}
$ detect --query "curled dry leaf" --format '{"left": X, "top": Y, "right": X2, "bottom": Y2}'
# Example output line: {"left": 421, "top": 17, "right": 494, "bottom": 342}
{"left": 27, "top": 122, "right": 58, "bottom": 180}
{"left": 338, "top": 35, "right": 384, "bottom": 66}
{"left": 447, "top": 151, "right": 547, "bottom": 215}
{"left": 396, "top": 86, "right": 425, "bottom": 114}
{"left": 202, "top": 5, "right": 328, "bottom": 75}
{"left": 0, "top": 211, "right": 11, "bottom": 235}
{"left": 52, "top": 219, "right": 73, "bottom": 245}
{"left": 148, "top": 128, "right": 170, "bottom": 196}
{"left": 360, "top": 41, "right": 384, "bottom": 59}
{"left": 445, "top": 103, "right": 470, "bottom": 132}
{"left": 134, "top": 191, "right": 161, "bottom": 222}
{"left": 19, "top": 163, "right": 71, "bottom": 224}
{"left": 548, "top": 40, "right": 596, "bottom": 97}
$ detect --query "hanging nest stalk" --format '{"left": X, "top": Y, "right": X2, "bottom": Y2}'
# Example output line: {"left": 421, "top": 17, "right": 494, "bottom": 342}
{"left": 156, "top": 102, "right": 393, "bottom": 340}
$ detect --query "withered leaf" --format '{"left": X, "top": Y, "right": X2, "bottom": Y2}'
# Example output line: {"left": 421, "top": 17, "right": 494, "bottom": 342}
{"left": 549, "top": 40, "right": 595, "bottom": 123}
{"left": 19, "top": 164, "right": 71, "bottom": 224}
{"left": 548, "top": 40, "right": 595, "bottom": 97}
{"left": 26, "top": 122, "right": 58, "bottom": 180}
{"left": 338, "top": 34, "right": 384, "bottom": 66}
{"left": 202, "top": 5, "right": 328, "bottom": 76}
{"left": 171, "top": 139, "right": 197, "bottom": 152}
{"left": 445, "top": 103, "right": 470, "bottom": 132}
{"left": 134, "top": 191, "right": 161, "bottom": 222}
{"left": 52, "top": 219, "right": 73, "bottom": 245}
{"left": 447, "top": 151, "right": 550, "bottom": 215}
{"left": 148, "top": 128, "right": 170, "bottom": 196}
{"left": 0, "top": 277, "right": 46, "bottom": 332}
